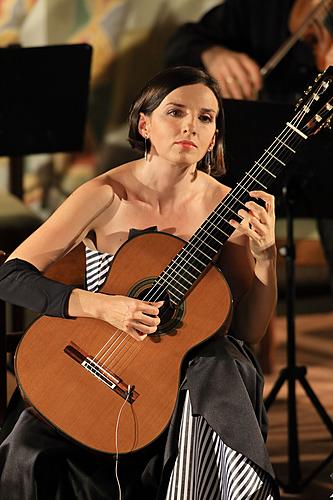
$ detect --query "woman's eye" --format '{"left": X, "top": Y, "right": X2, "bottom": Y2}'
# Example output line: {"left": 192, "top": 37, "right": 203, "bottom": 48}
{"left": 168, "top": 109, "right": 183, "bottom": 117}
{"left": 199, "top": 114, "right": 213, "bottom": 123}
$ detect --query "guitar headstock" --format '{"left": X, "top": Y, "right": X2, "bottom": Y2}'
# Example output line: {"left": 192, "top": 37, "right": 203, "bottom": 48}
{"left": 295, "top": 65, "right": 333, "bottom": 136}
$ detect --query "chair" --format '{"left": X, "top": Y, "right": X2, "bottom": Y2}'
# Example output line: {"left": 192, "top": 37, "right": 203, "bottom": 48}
{"left": 0, "top": 244, "right": 85, "bottom": 427}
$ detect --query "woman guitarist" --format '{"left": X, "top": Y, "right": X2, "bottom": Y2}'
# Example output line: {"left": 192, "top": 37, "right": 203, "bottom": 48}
{"left": 0, "top": 66, "right": 278, "bottom": 499}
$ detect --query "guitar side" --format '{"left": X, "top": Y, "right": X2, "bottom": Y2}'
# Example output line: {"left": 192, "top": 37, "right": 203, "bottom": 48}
{"left": 15, "top": 232, "right": 232, "bottom": 454}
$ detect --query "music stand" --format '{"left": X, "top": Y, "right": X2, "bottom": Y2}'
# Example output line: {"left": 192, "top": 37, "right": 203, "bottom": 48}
{"left": 0, "top": 43, "right": 92, "bottom": 198}
{"left": 223, "top": 98, "right": 333, "bottom": 493}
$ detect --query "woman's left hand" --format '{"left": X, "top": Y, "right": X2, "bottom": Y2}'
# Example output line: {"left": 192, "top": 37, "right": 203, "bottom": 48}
{"left": 230, "top": 190, "right": 276, "bottom": 261}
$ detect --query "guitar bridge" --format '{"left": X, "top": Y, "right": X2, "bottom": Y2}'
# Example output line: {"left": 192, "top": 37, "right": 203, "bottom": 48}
{"left": 64, "top": 341, "right": 139, "bottom": 404}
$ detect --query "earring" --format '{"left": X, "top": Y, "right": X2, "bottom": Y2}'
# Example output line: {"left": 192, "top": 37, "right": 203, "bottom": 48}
{"left": 144, "top": 134, "right": 149, "bottom": 161}
{"left": 206, "top": 148, "right": 212, "bottom": 176}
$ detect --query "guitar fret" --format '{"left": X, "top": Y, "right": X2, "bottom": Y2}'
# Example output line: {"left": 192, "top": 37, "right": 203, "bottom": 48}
{"left": 166, "top": 261, "right": 197, "bottom": 282}
{"left": 275, "top": 136, "right": 296, "bottom": 153}
{"left": 182, "top": 245, "right": 211, "bottom": 268}
{"left": 157, "top": 274, "right": 192, "bottom": 301}
{"left": 168, "top": 248, "right": 207, "bottom": 281}
{"left": 255, "top": 161, "right": 276, "bottom": 177}
{"left": 214, "top": 219, "right": 231, "bottom": 236}
{"left": 202, "top": 218, "right": 230, "bottom": 240}
{"left": 236, "top": 183, "right": 250, "bottom": 195}
{"left": 167, "top": 288, "right": 183, "bottom": 303}
{"left": 227, "top": 191, "right": 247, "bottom": 208}
{"left": 185, "top": 241, "right": 213, "bottom": 264}
{"left": 206, "top": 216, "right": 232, "bottom": 237}
{"left": 194, "top": 228, "right": 221, "bottom": 252}
{"left": 159, "top": 274, "right": 188, "bottom": 293}
{"left": 246, "top": 172, "right": 267, "bottom": 189}
{"left": 264, "top": 149, "right": 286, "bottom": 165}
{"left": 162, "top": 256, "right": 200, "bottom": 286}
{"left": 215, "top": 204, "right": 239, "bottom": 218}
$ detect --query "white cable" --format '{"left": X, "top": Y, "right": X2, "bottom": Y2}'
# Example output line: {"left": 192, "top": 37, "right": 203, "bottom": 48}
{"left": 115, "top": 385, "right": 132, "bottom": 500}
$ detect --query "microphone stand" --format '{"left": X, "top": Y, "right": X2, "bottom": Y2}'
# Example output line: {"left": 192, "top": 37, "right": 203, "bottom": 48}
{"left": 264, "top": 183, "right": 333, "bottom": 493}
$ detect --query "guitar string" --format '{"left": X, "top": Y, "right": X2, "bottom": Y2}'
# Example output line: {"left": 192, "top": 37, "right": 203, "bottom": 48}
{"left": 92, "top": 88, "right": 321, "bottom": 371}
{"left": 95, "top": 96, "right": 330, "bottom": 378}
{"left": 92, "top": 112, "right": 307, "bottom": 372}
{"left": 101, "top": 91, "right": 332, "bottom": 376}
{"left": 143, "top": 85, "right": 331, "bottom": 306}
{"left": 96, "top": 85, "right": 330, "bottom": 372}
{"left": 141, "top": 104, "right": 310, "bottom": 302}
{"left": 92, "top": 82, "right": 331, "bottom": 374}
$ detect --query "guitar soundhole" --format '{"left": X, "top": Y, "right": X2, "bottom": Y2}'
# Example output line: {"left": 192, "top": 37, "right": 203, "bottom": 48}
{"left": 128, "top": 277, "right": 185, "bottom": 336}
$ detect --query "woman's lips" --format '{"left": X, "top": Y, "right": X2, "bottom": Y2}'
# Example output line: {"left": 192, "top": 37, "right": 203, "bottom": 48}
{"left": 175, "top": 140, "right": 197, "bottom": 148}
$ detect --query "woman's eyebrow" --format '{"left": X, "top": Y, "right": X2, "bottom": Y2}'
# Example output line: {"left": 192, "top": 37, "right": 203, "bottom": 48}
{"left": 201, "top": 107, "right": 217, "bottom": 114}
{"left": 164, "top": 102, "right": 217, "bottom": 114}
{"left": 164, "top": 102, "right": 185, "bottom": 107}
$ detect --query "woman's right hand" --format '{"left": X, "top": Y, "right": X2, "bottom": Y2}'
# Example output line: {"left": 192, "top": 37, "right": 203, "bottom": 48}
{"left": 98, "top": 295, "right": 164, "bottom": 341}
{"left": 201, "top": 45, "right": 262, "bottom": 99}
{"left": 69, "top": 289, "right": 164, "bottom": 341}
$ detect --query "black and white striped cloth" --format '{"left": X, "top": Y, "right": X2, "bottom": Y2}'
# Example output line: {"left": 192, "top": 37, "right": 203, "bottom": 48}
{"left": 85, "top": 247, "right": 114, "bottom": 292}
{"left": 85, "top": 248, "right": 276, "bottom": 500}
{"left": 166, "top": 392, "right": 275, "bottom": 500}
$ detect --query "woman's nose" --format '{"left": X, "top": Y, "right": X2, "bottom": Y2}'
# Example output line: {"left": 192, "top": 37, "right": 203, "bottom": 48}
{"left": 182, "top": 118, "right": 196, "bottom": 135}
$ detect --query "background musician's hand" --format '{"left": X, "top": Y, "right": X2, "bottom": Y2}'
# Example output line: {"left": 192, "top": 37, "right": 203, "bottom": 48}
{"left": 229, "top": 191, "right": 276, "bottom": 261}
{"left": 201, "top": 45, "right": 263, "bottom": 99}
{"left": 308, "top": 18, "right": 333, "bottom": 69}
{"left": 289, "top": 0, "right": 333, "bottom": 70}
{"left": 99, "top": 296, "right": 164, "bottom": 341}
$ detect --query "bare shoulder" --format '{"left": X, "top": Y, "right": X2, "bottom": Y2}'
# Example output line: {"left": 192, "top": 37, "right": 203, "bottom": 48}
{"left": 65, "top": 160, "right": 139, "bottom": 213}
{"left": 6, "top": 168, "right": 126, "bottom": 267}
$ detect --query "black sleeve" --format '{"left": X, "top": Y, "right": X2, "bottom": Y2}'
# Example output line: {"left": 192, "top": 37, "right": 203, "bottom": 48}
{"left": 164, "top": 1, "right": 248, "bottom": 68}
{"left": 0, "top": 259, "right": 78, "bottom": 318}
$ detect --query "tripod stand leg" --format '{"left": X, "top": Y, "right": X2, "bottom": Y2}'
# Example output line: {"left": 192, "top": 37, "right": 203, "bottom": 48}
{"left": 264, "top": 368, "right": 287, "bottom": 410}
{"left": 287, "top": 369, "right": 302, "bottom": 490}
{"left": 299, "top": 370, "right": 333, "bottom": 435}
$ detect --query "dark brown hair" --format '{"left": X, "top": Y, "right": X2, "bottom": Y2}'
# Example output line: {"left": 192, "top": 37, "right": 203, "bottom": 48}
{"left": 128, "top": 66, "right": 226, "bottom": 177}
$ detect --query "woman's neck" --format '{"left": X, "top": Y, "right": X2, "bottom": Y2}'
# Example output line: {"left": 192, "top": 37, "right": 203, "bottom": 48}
{"left": 132, "top": 157, "right": 200, "bottom": 214}
{"left": 137, "top": 155, "right": 197, "bottom": 194}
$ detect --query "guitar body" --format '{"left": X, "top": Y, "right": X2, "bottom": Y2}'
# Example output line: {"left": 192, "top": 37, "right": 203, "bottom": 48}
{"left": 15, "top": 232, "right": 232, "bottom": 455}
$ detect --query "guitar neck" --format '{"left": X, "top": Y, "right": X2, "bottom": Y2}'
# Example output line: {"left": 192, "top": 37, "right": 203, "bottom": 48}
{"left": 158, "top": 120, "right": 306, "bottom": 305}
{"left": 153, "top": 67, "right": 333, "bottom": 305}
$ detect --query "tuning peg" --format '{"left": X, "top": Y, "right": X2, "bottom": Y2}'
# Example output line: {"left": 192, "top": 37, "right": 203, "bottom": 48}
{"left": 315, "top": 72, "right": 323, "bottom": 82}
{"left": 295, "top": 97, "right": 303, "bottom": 109}
{"left": 325, "top": 117, "right": 332, "bottom": 130}
{"left": 304, "top": 85, "right": 313, "bottom": 96}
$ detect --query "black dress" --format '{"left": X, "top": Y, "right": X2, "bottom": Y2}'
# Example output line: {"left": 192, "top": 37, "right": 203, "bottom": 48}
{"left": 0, "top": 236, "right": 279, "bottom": 499}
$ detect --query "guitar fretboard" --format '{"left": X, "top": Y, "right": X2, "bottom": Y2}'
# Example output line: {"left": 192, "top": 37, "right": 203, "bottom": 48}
{"left": 155, "top": 123, "right": 306, "bottom": 304}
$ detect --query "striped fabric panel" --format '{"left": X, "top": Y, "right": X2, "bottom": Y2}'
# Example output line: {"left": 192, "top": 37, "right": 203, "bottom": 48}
{"left": 85, "top": 248, "right": 114, "bottom": 292}
{"left": 166, "top": 391, "right": 275, "bottom": 500}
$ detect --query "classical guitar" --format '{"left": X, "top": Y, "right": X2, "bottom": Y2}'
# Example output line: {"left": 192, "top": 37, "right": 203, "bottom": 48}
{"left": 15, "top": 67, "right": 333, "bottom": 455}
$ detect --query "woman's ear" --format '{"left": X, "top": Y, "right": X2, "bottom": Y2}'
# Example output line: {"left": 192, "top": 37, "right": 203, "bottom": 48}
{"left": 209, "top": 131, "right": 217, "bottom": 150}
{"left": 138, "top": 112, "right": 150, "bottom": 138}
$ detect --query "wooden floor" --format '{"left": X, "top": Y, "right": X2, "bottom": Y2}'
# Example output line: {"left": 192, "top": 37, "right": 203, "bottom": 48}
{"left": 5, "top": 303, "right": 333, "bottom": 499}
{"left": 264, "top": 310, "right": 333, "bottom": 499}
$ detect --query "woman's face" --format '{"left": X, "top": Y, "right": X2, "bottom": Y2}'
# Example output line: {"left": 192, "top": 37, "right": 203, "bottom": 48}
{"left": 140, "top": 83, "right": 219, "bottom": 166}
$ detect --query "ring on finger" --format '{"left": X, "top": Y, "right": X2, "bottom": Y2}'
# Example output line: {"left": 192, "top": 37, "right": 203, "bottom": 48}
{"left": 226, "top": 76, "right": 235, "bottom": 84}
